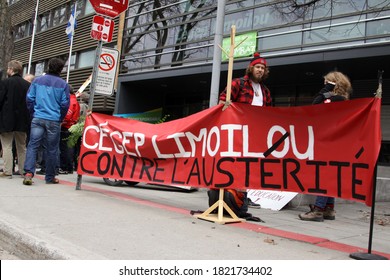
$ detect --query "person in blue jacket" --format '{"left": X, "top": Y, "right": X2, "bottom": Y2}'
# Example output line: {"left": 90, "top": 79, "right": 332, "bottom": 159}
{"left": 23, "top": 58, "right": 70, "bottom": 185}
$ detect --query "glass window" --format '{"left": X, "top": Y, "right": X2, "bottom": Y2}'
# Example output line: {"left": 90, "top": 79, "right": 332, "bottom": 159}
{"left": 78, "top": 49, "right": 95, "bottom": 68}
{"left": 331, "top": 0, "right": 366, "bottom": 16}
{"left": 7, "top": 0, "right": 19, "bottom": 5}
{"left": 76, "top": 0, "right": 84, "bottom": 18}
{"left": 367, "top": 17, "right": 390, "bottom": 42}
{"left": 303, "top": 17, "right": 365, "bottom": 45}
{"left": 52, "top": 5, "right": 68, "bottom": 26}
{"left": 309, "top": 0, "right": 366, "bottom": 19}
{"left": 75, "top": 0, "right": 94, "bottom": 17}
{"left": 121, "top": 58, "right": 140, "bottom": 73}
{"left": 185, "top": 19, "right": 211, "bottom": 42}
{"left": 144, "top": 33, "right": 162, "bottom": 51}
{"left": 35, "top": 61, "right": 45, "bottom": 76}
{"left": 226, "top": 0, "right": 254, "bottom": 12}
{"left": 14, "top": 22, "right": 30, "bottom": 39}
{"left": 252, "top": 5, "right": 289, "bottom": 29}
{"left": 224, "top": 10, "right": 254, "bottom": 34}
{"left": 179, "top": 0, "right": 216, "bottom": 13}
{"left": 259, "top": 26, "right": 303, "bottom": 51}
{"left": 125, "top": 11, "right": 148, "bottom": 29}
{"left": 133, "top": 51, "right": 155, "bottom": 68}
{"left": 39, "top": 12, "right": 51, "bottom": 32}
{"left": 157, "top": 47, "right": 175, "bottom": 66}
{"left": 122, "top": 27, "right": 146, "bottom": 54}
{"left": 368, "top": 0, "right": 390, "bottom": 9}
{"left": 63, "top": 54, "right": 77, "bottom": 73}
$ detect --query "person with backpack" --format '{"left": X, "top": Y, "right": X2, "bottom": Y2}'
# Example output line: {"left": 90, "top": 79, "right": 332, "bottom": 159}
{"left": 299, "top": 71, "right": 352, "bottom": 222}
{"left": 207, "top": 52, "right": 272, "bottom": 220}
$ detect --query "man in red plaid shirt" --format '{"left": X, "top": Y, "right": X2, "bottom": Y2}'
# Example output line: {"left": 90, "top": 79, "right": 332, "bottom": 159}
{"left": 219, "top": 52, "right": 272, "bottom": 107}
{"left": 217, "top": 52, "right": 272, "bottom": 210}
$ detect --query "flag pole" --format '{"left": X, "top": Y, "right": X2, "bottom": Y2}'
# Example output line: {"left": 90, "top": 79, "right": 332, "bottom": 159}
{"left": 28, "top": 0, "right": 39, "bottom": 74}
{"left": 66, "top": 33, "right": 74, "bottom": 83}
{"left": 66, "top": 2, "right": 77, "bottom": 83}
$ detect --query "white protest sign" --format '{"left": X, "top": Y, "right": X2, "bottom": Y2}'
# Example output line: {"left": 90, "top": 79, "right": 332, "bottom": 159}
{"left": 247, "top": 189, "right": 298, "bottom": 211}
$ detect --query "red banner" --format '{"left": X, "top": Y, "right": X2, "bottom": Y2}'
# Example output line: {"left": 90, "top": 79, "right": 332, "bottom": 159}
{"left": 77, "top": 98, "right": 382, "bottom": 205}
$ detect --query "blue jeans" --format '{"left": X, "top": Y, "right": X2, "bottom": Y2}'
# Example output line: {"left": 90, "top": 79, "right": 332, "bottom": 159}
{"left": 314, "top": 196, "right": 335, "bottom": 209}
{"left": 24, "top": 118, "right": 61, "bottom": 182}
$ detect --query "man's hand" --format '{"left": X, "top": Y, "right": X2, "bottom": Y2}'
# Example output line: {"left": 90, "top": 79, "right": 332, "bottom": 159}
{"left": 222, "top": 100, "right": 232, "bottom": 111}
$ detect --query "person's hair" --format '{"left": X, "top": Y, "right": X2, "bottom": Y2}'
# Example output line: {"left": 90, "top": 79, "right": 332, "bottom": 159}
{"left": 245, "top": 65, "right": 270, "bottom": 81}
{"left": 7, "top": 60, "right": 23, "bottom": 75}
{"left": 47, "top": 58, "right": 65, "bottom": 75}
{"left": 69, "top": 84, "right": 75, "bottom": 94}
{"left": 81, "top": 93, "right": 90, "bottom": 103}
{"left": 324, "top": 71, "right": 352, "bottom": 100}
{"left": 23, "top": 74, "right": 35, "bottom": 83}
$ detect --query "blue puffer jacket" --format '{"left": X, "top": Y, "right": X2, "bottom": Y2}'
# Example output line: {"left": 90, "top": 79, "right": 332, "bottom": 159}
{"left": 26, "top": 73, "right": 70, "bottom": 122}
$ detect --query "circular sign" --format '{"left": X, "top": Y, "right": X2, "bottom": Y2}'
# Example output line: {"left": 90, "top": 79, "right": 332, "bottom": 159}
{"left": 99, "top": 53, "right": 116, "bottom": 71}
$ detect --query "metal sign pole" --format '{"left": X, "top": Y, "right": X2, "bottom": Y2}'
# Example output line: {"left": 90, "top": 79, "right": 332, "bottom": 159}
{"left": 88, "top": 41, "right": 103, "bottom": 112}
{"left": 349, "top": 161, "right": 387, "bottom": 260}
{"left": 349, "top": 71, "right": 386, "bottom": 260}
{"left": 75, "top": 40, "right": 103, "bottom": 190}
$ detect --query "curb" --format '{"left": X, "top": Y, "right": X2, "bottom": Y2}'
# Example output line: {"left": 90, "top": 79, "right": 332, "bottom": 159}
{"left": 0, "top": 220, "right": 67, "bottom": 260}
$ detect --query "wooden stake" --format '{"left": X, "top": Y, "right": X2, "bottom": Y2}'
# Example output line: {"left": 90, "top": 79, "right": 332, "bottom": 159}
{"left": 196, "top": 25, "right": 244, "bottom": 224}
{"left": 222, "top": 25, "right": 236, "bottom": 111}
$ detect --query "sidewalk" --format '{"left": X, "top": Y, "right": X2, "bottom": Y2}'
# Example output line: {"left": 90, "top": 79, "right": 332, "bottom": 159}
{"left": 0, "top": 171, "right": 389, "bottom": 260}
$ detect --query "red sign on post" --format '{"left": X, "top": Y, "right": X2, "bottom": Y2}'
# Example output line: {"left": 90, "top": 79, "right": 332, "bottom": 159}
{"left": 90, "top": 15, "right": 114, "bottom": 43}
{"left": 89, "top": 0, "right": 129, "bottom": 18}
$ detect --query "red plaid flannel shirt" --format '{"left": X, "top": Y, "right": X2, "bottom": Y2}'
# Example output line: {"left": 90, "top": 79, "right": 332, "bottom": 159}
{"left": 219, "top": 75, "right": 272, "bottom": 106}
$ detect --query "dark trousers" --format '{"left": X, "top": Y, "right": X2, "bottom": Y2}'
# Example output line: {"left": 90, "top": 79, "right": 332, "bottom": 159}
{"left": 59, "top": 128, "right": 74, "bottom": 172}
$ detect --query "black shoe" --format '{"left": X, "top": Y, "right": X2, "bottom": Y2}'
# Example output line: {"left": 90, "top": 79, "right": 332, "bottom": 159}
{"left": 247, "top": 198, "right": 261, "bottom": 209}
{"left": 36, "top": 169, "right": 46, "bottom": 175}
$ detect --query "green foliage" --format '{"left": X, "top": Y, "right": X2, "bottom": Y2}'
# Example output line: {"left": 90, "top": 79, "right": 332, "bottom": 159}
{"left": 67, "top": 114, "right": 170, "bottom": 147}
{"left": 67, "top": 116, "right": 86, "bottom": 148}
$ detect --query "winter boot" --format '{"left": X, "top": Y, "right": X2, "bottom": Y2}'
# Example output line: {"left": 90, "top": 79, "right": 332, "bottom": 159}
{"left": 323, "top": 205, "right": 336, "bottom": 220}
{"left": 299, "top": 205, "right": 324, "bottom": 222}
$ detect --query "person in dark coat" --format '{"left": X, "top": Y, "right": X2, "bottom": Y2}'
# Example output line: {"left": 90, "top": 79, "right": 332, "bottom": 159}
{"left": 0, "top": 60, "right": 31, "bottom": 177}
{"left": 299, "top": 71, "right": 352, "bottom": 222}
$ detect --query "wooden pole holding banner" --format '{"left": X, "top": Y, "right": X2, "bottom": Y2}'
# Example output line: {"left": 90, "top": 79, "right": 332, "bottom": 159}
{"left": 222, "top": 25, "right": 236, "bottom": 111}
{"left": 350, "top": 70, "right": 387, "bottom": 260}
{"left": 195, "top": 25, "right": 244, "bottom": 224}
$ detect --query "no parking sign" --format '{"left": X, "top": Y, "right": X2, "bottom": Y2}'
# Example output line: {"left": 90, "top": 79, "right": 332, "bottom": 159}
{"left": 95, "top": 47, "right": 119, "bottom": 96}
